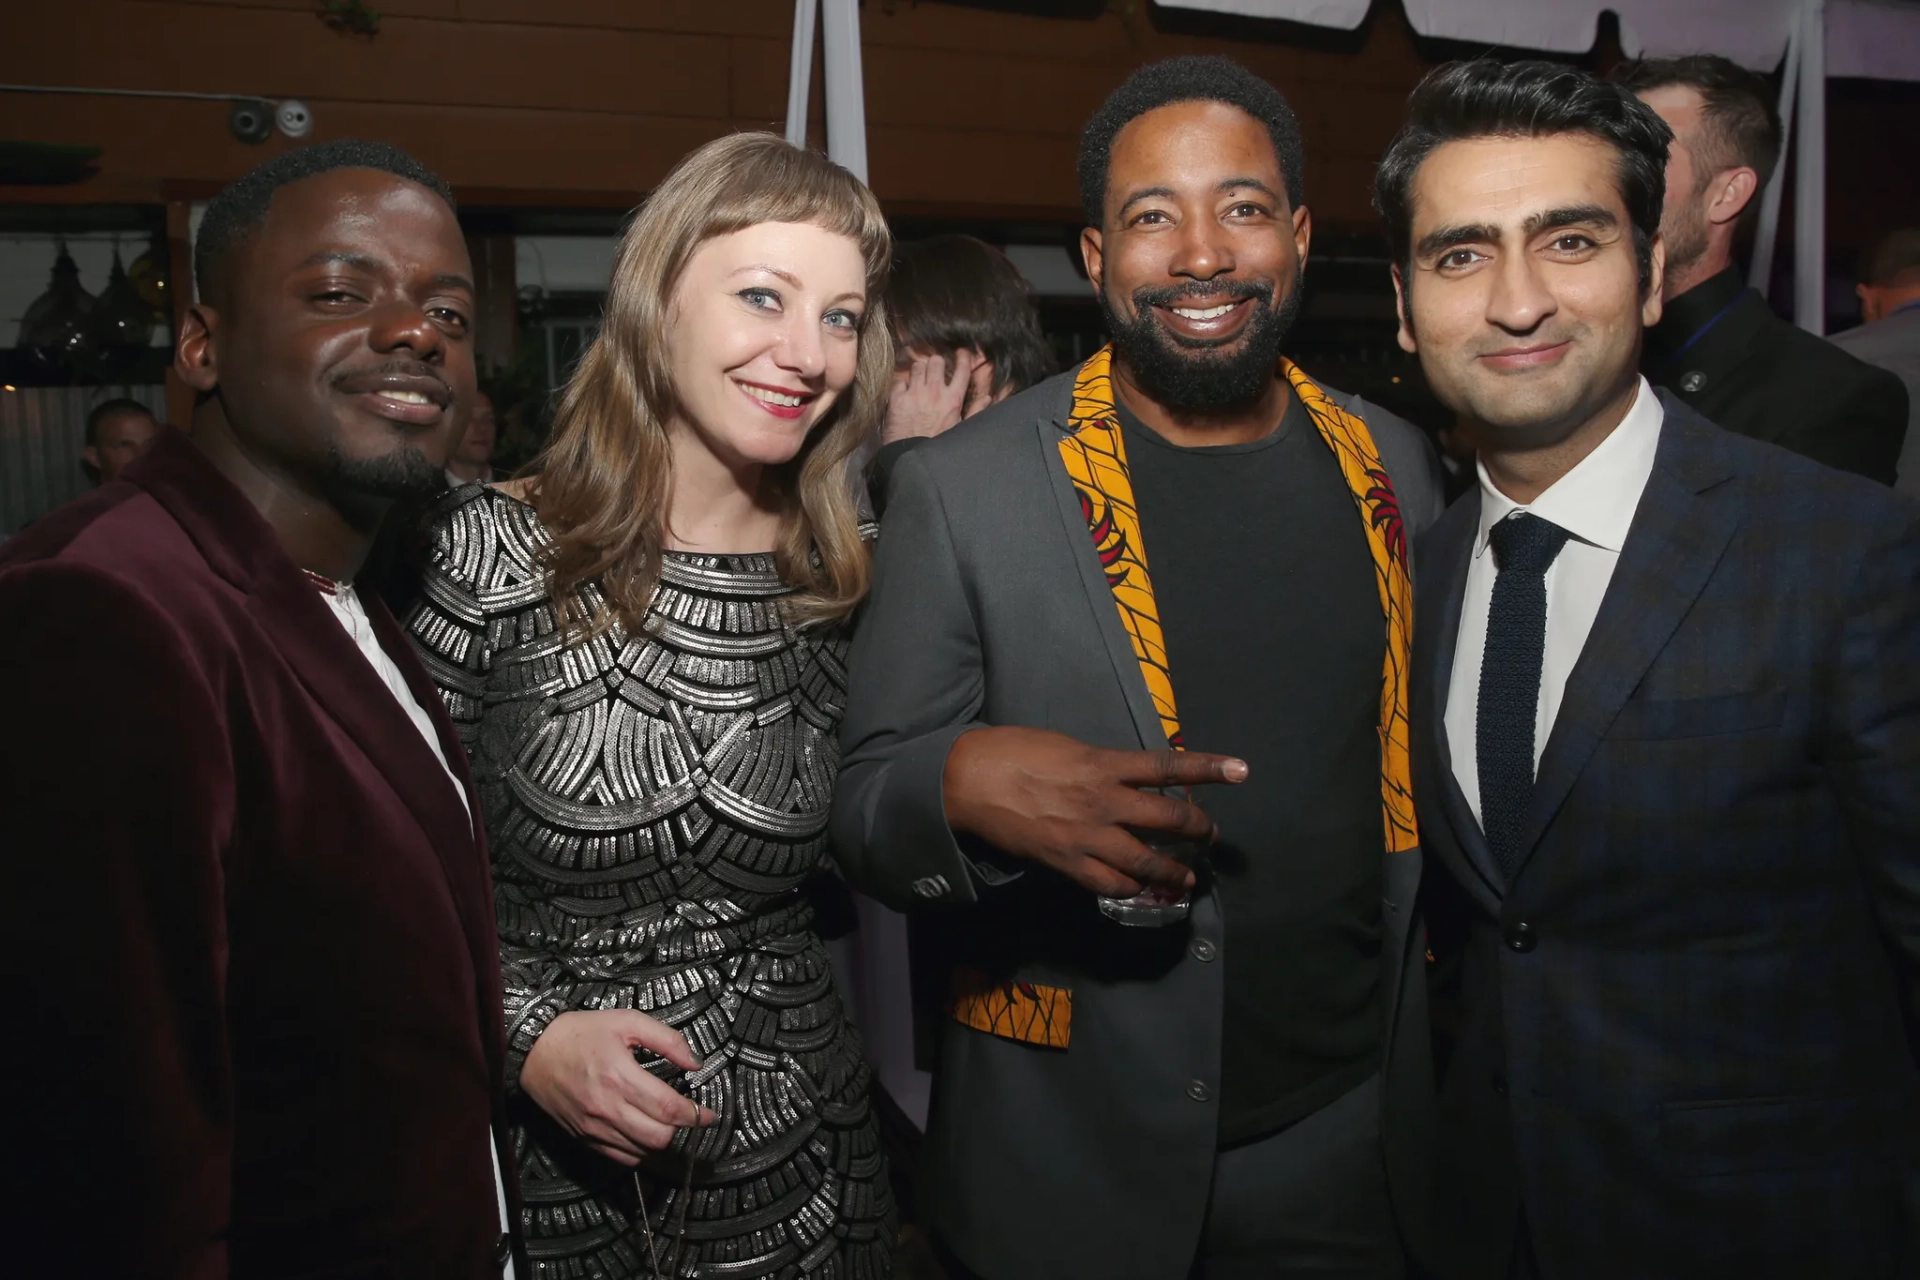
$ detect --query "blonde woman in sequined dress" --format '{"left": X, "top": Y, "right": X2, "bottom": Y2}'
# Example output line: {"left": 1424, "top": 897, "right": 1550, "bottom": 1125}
{"left": 408, "top": 133, "right": 895, "bottom": 1279}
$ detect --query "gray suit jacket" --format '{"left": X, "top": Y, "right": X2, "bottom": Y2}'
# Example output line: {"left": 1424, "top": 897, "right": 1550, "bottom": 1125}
{"left": 831, "top": 368, "right": 1444, "bottom": 1279}
{"left": 1831, "top": 307, "right": 1920, "bottom": 497}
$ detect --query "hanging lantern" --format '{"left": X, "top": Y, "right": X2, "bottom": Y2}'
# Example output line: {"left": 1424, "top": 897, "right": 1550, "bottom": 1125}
{"left": 126, "top": 231, "right": 171, "bottom": 317}
{"left": 18, "top": 240, "right": 98, "bottom": 380}
{"left": 90, "top": 241, "right": 157, "bottom": 353}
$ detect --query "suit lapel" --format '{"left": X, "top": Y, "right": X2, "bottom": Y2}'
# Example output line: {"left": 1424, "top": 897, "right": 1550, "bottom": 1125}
{"left": 1037, "top": 416, "right": 1167, "bottom": 751}
{"left": 1505, "top": 406, "right": 1741, "bottom": 882}
{"left": 127, "top": 434, "right": 500, "bottom": 1072}
{"left": 1417, "top": 494, "right": 1505, "bottom": 904}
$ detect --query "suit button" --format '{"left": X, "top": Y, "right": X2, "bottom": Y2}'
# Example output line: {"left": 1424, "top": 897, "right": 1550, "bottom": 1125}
{"left": 494, "top": 1233, "right": 513, "bottom": 1269}
{"left": 1492, "top": 1073, "right": 1509, "bottom": 1098}
{"left": 1186, "top": 1079, "right": 1211, "bottom": 1102}
{"left": 1188, "top": 938, "right": 1217, "bottom": 962}
{"left": 1504, "top": 922, "right": 1536, "bottom": 953}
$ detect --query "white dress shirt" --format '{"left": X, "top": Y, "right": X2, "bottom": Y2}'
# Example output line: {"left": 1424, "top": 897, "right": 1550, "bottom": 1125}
{"left": 1444, "top": 377, "right": 1665, "bottom": 827}
{"left": 319, "top": 584, "right": 516, "bottom": 1277}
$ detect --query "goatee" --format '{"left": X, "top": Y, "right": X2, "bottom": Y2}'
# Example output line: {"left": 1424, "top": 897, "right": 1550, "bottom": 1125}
{"left": 1101, "top": 267, "right": 1305, "bottom": 413}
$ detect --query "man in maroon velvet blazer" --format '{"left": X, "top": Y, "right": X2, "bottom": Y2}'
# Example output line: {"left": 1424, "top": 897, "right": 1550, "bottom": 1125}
{"left": 0, "top": 143, "right": 515, "bottom": 1277}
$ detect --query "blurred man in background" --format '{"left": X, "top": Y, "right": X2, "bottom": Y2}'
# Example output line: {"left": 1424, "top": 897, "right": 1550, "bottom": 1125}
{"left": 867, "top": 234, "right": 1058, "bottom": 514}
{"left": 445, "top": 390, "right": 498, "bottom": 486}
{"left": 1615, "top": 55, "right": 1908, "bottom": 484}
{"left": 1833, "top": 227, "right": 1920, "bottom": 494}
{"left": 81, "top": 396, "right": 162, "bottom": 485}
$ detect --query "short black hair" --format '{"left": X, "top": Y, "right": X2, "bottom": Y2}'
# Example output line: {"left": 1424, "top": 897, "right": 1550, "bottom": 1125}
{"left": 1078, "top": 55, "right": 1305, "bottom": 227}
{"left": 1374, "top": 59, "right": 1671, "bottom": 291}
{"left": 1859, "top": 227, "right": 1920, "bottom": 287}
{"left": 1613, "top": 55, "right": 1781, "bottom": 192}
{"left": 887, "top": 235, "right": 1058, "bottom": 398}
{"left": 85, "top": 397, "right": 157, "bottom": 446}
{"left": 194, "top": 139, "right": 455, "bottom": 300}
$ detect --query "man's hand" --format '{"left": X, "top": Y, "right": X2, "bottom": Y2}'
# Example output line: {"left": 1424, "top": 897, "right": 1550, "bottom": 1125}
{"left": 882, "top": 348, "right": 996, "bottom": 443}
{"left": 520, "top": 1009, "right": 719, "bottom": 1166}
{"left": 942, "top": 725, "right": 1248, "bottom": 896}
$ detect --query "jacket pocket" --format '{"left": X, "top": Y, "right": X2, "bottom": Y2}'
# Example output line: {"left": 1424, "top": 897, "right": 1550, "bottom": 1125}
{"left": 1609, "top": 690, "right": 1785, "bottom": 740}
{"left": 1659, "top": 1093, "right": 1865, "bottom": 1177}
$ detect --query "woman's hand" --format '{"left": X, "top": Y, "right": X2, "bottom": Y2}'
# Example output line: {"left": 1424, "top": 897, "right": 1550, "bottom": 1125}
{"left": 520, "top": 1009, "right": 718, "bottom": 1166}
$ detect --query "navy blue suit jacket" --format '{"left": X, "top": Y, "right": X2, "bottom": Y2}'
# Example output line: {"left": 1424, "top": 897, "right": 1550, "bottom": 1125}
{"left": 1414, "top": 394, "right": 1920, "bottom": 1279}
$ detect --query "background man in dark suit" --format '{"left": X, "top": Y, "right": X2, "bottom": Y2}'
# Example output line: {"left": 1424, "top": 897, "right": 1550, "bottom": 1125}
{"left": 835, "top": 56, "right": 1442, "bottom": 1280}
{"left": 1613, "top": 54, "right": 1908, "bottom": 484}
{"left": 0, "top": 142, "right": 518, "bottom": 1277}
{"left": 1379, "top": 59, "right": 1920, "bottom": 1278}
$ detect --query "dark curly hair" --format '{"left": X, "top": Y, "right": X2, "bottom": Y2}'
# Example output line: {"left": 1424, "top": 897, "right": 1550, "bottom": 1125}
{"left": 1373, "top": 59, "right": 1672, "bottom": 294}
{"left": 1077, "top": 55, "right": 1305, "bottom": 227}
{"left": 195, "top": 139, "right": 454, "bottom": 300}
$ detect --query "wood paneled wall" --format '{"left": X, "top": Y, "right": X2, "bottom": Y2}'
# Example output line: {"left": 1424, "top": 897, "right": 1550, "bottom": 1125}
{"left": 3, "top": 2, "right": 1913, "bottom": 249}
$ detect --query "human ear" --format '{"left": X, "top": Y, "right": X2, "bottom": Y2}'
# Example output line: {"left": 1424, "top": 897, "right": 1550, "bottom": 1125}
{"left": 175, "top": 302, "right": 221, "bottom": 394}
{"left": 1292, "top": 204, "right": 1313, "bottom": 270}
{"left": 1391, "top": 265, "right": 1417, "bottom": 354}
{"left": 1641, "top": 235, "right": 1667, "bottom": 327}
{"left": 1079, "top": 226, "right": 1105, "bottom": 297}
{"left": 1710, "top": 167, "right": 1760, "bottom": 226}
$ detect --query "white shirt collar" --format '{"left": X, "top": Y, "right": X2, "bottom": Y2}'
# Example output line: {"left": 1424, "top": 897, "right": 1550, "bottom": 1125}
{"left": 1472, "top": 376, "right": 1665, "bottom": 559}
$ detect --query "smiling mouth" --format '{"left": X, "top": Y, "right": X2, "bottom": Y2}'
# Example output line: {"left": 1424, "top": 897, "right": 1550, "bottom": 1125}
{"left": 1480, "top": 340, "right": 1572, "bottom": 369}
{"left": 1169, "top": 302, "right": 1239, "bottom": 321}
{"left": 735, "top": 379, "right": 817, "bottom": 419}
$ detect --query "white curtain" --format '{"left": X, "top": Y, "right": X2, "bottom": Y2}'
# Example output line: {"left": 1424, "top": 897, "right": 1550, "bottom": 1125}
{"left": 1158, "top": 0, "right": 1920, "bottom": 78}
{"left": 0, "top": 385, "right": 168, "bottom": 537}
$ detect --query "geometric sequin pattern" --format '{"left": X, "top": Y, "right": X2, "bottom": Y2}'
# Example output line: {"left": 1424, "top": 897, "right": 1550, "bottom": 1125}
{"left": 408, "top": 486, "right": 895, "bottom": 1279}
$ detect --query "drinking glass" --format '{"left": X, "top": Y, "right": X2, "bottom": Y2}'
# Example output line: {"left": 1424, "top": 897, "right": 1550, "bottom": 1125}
{"left": 1096, "top": 786, "right": 1202, "bottom": 927}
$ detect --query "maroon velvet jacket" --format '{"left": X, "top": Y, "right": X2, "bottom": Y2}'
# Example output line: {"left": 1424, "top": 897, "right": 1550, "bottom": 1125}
{"left": 0, "top": 431, "right": 511, "bottom": 1278}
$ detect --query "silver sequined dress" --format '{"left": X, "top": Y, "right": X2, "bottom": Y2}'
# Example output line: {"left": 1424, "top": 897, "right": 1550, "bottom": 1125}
{"left": 408, "top": 486, "right": 894, "bottom": 1279}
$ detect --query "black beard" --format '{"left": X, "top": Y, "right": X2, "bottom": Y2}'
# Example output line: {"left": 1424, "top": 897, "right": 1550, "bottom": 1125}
{"left": 321, "top": 440, "right": 445, "bottom": 531}
{"left": 1101, "top": 269, "right": 1304, "bottom": 413}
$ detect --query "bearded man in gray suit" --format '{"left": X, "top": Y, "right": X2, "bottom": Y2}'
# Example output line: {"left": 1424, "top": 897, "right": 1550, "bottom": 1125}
{"left": 831, "top": 56, "right": 1444, "bottom": 1280}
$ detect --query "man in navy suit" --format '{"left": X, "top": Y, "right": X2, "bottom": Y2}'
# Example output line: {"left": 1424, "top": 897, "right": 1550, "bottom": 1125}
{"left": 1376, "top": 60, "right": 1920, "bottom": 1278}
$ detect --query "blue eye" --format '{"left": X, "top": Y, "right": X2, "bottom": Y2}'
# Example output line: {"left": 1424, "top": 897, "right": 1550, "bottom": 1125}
{"left": 824, "top": 309, "right": 859, "bottom": 330}
{"left": 738, "top": 287, "right": 780, "bottom": 310}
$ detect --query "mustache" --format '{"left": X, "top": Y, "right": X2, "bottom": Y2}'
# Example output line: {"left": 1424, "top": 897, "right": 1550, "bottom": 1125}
{"left": 1129, "top": 278, "right": 1275, "bottom": 311}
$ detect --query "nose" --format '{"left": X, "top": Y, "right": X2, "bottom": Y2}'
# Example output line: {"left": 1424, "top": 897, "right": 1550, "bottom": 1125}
{"left": 1168, "top": 214, "right": 1236, "bottom": 283}
{"left": 773, "top": 313, "right": 827, "bottom": 380}
{"left": 1485, "top": 249, "right": 1556, "bottom": 335}
{"left": 367, "top": 300, "right": 445, "bottom": 362}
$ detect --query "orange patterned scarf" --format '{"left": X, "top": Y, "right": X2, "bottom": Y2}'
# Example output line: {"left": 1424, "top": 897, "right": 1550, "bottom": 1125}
{"left": 950, "top": 348, "right": 1418, "bottom": 1051}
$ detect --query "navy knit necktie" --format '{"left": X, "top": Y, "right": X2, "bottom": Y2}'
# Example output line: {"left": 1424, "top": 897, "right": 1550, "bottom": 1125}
{"left": 1476, "top": 512, "right": 1573, "bottom": 880}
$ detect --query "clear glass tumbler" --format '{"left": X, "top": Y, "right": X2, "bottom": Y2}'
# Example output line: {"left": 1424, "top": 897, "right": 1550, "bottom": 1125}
{"left": 1096, "top": 787, "right": 1202, "bottom": 927}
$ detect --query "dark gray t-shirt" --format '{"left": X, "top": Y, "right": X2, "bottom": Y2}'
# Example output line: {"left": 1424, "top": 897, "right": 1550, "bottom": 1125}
{"left": 1116, "top": 391, "right": 1386, "bottom": 1146}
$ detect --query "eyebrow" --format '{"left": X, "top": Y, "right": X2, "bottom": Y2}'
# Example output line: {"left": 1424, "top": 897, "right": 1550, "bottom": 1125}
{"left": 734, "top": 263, "right": 803, "bottom": 288}
{"left": 295, "top": 250, "right": 473, "bottom": 293}
{"left": 731, "top": 263, "right": 865, "bottom": 307}
{"left": 1415, "top": 205, "right": 1620, "bottom": 260}
{"left": 1117, "top": 176, "right": 1283, "bottom": 217}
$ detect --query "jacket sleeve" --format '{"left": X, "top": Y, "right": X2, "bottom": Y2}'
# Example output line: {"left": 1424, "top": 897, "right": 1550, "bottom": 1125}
{"left": 0, "top": 564, "right": 235, "bottom": 1277}
{"left": 1787, "top": 363, "right": 1910, "bottom": 486}
{"left": 1826, "top": 501, "right": 1920, "bottom": 971}
{"left": 831, "top": 448, "right": 1021, "bottom": 910}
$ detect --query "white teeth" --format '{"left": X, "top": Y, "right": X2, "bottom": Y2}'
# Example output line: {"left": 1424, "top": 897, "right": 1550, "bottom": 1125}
{"left": 1172, "top": 303, "right": 1235, "bottom": 320}
{"left": 742, "top": 384, "right": 806, "bottom": 408}
{"left": 383, "top": 390, "right": 431, "bottom": 405}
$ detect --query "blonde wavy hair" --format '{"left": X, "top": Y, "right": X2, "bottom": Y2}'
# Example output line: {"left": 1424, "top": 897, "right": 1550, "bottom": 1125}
{"left": 525, "top": 132, "right": 892, "bottom": 636}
